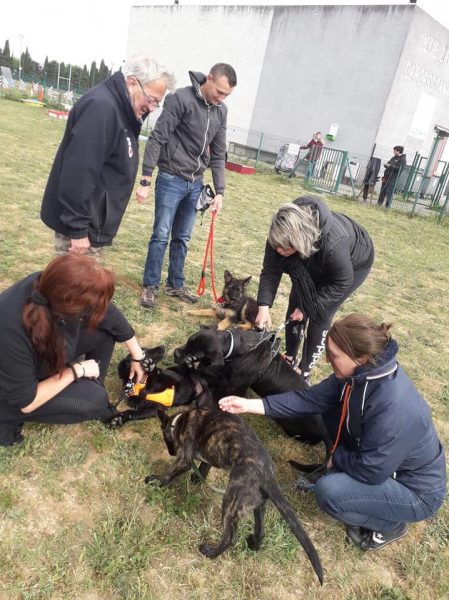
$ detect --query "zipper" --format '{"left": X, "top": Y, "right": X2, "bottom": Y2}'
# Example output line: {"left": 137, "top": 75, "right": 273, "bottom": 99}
{"left": 345, "top": 378, "right": 355, "bottom": 435}
{"left": 192, "top": 104, "right": 211, "bottom": 182}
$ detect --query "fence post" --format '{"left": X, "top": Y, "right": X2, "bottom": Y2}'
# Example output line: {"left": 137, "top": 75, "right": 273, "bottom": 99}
{"left": 333, "top": 151, "right": 347, "bottom": 194}
{"left": 438, "top": 193, "right": 449, "bottom": 223}
{"left": 255, "top": 132, "right": 264, "bottom": 169}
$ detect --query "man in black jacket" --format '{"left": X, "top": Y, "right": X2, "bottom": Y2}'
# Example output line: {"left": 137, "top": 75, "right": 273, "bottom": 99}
{"left": 40, "top": 57, "right": 174, "bottom": 256}
{"left": 136, "top": 63, "right": 237, "bottom": 308}
{"left": 377, "top": 146, "right": 406, "bottom": 208}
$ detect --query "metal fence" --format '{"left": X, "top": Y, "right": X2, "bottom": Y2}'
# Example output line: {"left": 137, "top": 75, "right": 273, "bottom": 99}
{"left": 226, "top": 126, "right": 449, "bottom": 222}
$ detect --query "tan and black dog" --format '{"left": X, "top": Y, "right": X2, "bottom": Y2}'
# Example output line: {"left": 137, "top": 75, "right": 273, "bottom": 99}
{"left": 147, "top": 406, "right": 323, "bottom": 585}
{"left": 188, "top": 270, "right": 258, "bottom": 330}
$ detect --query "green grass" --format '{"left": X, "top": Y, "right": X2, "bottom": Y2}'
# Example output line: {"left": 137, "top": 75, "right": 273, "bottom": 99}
{"left": 0, "top": 98, "right": 448, "bottom": 599}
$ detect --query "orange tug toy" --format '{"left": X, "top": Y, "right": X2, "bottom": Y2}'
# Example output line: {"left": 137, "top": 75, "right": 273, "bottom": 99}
{"left": 124, "top": 376, "right": 175, "bottom": 408}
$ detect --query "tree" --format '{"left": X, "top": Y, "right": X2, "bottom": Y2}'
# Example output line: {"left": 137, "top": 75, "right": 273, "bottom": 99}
{"left": 98, "top": 59, "right": 110, "bottom": 82}
{"left": 89, "top": 60, "right": 98, "bottom": 87}
{"left": 80, "top": 64, "right": 89, "bottom": 89}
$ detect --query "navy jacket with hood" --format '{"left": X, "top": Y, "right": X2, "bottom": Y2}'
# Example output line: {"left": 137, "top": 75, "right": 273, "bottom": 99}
{"left": 257, "top": 196, "right": 374, "bottom": 311}
{"left": 40, "top": 72, "right": 141, "bottom": 247}
{"left": 262, "top": 340, "right": 446, "bottom": 495}
{"left": 142, "top": 71, "right": 228, "bottom": 195}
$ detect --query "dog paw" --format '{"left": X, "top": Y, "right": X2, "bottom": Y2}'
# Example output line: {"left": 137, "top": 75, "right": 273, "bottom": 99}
{"left": 104, "top": 415, "right": 124, "bottom": 429}
{"left": 144, "top": 474, "right": 161, "bottom": 485}
{"left": 198, "top": 542, "right": 218, "bottom": 559}
{"left": 246, "top": 534, "right": 262, "bottom": 551}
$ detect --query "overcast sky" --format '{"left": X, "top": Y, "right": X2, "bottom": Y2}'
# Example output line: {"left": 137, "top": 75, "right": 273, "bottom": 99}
{"left": 0, "top": 1, "right": 448, "bottom": 70}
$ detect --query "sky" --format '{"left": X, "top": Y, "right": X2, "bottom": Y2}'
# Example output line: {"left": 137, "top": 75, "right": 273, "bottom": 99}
{"left": 0, "top": 1, "right": 448, "bottom": 70}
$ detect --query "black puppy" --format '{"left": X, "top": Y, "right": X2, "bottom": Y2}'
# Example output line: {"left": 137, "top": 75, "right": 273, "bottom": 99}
{"left": 147, "top": 406, "right": 323, "bottom": 585}
{"left": 106, "top": 346, "right": 210, "bottom": 428}
{"left": 173, "top": 328, "right": 332, "bottom": 474}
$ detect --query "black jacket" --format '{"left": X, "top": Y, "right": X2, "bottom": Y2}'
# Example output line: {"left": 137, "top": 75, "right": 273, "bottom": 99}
{"left": 142, "top": 71, "right": 228, "bottom": 194}
{"left": 0, "top": 273, "right": 135, "bottom": 418}
{"left": 383, "top": 153, "right": 406, "bottom": 181}
{"left": 41, "top": 72, "right": 141, "bottom": 246}
{"left": 263, "top": 340, "right": 446, "bottom": 495}
{"left": 257, "top": 196, "right": 374, "bottom": 311}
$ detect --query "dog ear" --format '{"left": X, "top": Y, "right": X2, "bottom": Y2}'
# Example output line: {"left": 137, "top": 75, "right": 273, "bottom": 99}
{"left": 242, "top": 276, "right": 252, "bottom": 289}
{"left": 157, "top": 408, "right": 169, "bottom": 426}
{"left": 224, "top": 270, "right": 232, "bottom": 284}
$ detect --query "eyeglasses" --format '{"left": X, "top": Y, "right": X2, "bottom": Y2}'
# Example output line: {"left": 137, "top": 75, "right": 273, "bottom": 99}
{"left": 135, "top": 78, "right": 160, "bottom": 108}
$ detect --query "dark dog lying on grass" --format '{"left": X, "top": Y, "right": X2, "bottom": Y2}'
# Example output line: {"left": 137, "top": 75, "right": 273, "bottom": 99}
{"left": 146, "top": 406, "right": 323, "bottom": 585}
{"left": 188, "top": 270, "right": 258, "bottom": 330}
{"left": 173, "top": 328, "right": 332, "bottom": 476}
{"left": 105, "top": 346, "right": 211, "bottom": 428}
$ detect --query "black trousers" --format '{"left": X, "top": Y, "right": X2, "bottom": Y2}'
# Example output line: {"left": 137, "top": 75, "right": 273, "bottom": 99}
{"left": 0, "top": 328, "right": 117, "bottom": 445}
{"left": 285, "top": 251, "right": 374, "bottom": 373}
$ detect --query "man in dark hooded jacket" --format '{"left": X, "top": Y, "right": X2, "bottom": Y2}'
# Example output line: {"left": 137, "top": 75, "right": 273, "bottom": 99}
{"left": 377, "top": 145, "right": 406, "bottom": 208}
{"left": 40, "top": 57, "right": 174, "bottom": 256}
{"left": 136, "top": 63, "right": 237, "bottom": 309}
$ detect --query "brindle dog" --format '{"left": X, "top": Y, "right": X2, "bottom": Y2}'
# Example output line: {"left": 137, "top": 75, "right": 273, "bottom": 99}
{"left": 147, "top": 406, "right": 323, "bottom": 585}
{"left": 188, "top": 270, "right": 258, "bottom": 330}
{"left": 173, "top": 328, "right": 332, "bottom": 476}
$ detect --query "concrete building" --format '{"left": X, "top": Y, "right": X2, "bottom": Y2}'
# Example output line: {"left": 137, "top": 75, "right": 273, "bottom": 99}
{"left": 127, "top": 3, "right": 449, "bottom": 173}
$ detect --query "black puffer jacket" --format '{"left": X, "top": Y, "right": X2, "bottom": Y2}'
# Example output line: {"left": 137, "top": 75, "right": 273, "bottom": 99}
{"left": 257, "top": 196, "right": 374, "bottom": 311}
{"left": 41, "top": 72, "right": 141, "bottom": 246}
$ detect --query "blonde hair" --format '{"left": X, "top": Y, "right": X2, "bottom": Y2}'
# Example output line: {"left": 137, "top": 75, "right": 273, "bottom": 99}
{"left": 327, "top": 313, "right": 393, "bottom": 366}
{"left": 268, "top": 203, "right": 321, "bottom": 258}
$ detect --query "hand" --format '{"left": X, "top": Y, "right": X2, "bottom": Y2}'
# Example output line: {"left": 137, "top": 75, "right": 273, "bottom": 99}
{"left": 327, "top": 457, "right": 333, "bottom": 470}
{"left": 69, "top": 237, "right": 91, "bottom": 255}
{"left": 130, "top": 361, "right": 146, "bottom": 383}
{"left": 211, "top": 193, "right": 223, "bottom": 215}
{"left": 255, "top": 306, "right": 272, "bottom": 330}
{"left": 78, "top": 359, "right": 100, "bottom": 379}
{"left": 289, "top": 308, "right": 304, "bottom": 321}
{"left": 136, "top": 184, "right": 151, "bottom": 205}
{"left": 219, "top": 396, "right": 265, "bottom": 415}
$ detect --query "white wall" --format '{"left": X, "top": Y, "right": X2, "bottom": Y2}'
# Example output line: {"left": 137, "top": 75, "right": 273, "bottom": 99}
{"left": 127, "top": 4, "right": 274, "bottom": 143}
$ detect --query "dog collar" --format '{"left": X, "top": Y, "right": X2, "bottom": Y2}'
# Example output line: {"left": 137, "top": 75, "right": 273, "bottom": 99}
{"left": 223, "top": 329, "right": 235, "bottom": 359}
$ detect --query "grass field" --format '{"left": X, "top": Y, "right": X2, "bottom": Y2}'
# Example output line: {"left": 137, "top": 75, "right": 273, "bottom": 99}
{"left": 0, "top": 98, "right": 448, "bottom": 600}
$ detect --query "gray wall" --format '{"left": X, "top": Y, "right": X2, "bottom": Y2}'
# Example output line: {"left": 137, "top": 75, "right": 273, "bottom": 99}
{"left": 250, "top": 5, "right": 414, "bottom": 156}
{"left": 376, "top": 6, "right": 449, "bottom": 165}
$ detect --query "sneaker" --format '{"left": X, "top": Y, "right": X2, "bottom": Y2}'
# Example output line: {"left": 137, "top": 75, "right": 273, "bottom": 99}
{"left": 347, "top": 523, "right": 408, "bottom": 551}
{"left": 140, "top": 285, "right": 158, "bottom": 309}
{"left": 163, "top": 284, "right": 198, "bottom": 304}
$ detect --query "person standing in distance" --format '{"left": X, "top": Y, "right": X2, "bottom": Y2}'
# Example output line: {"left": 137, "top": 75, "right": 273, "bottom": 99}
{"left": 41, "top": 57, "right": 175, "bottom": 257}
{"left": 137, "top": 63, "right": 237, "bottom": 309}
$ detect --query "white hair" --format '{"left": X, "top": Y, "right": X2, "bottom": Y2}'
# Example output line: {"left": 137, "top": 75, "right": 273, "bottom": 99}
{"left": 122, "top": 56, "right": 176, "bottom": 91}
{"left": 268, "top": 203, "right": 321, "bottom": 258}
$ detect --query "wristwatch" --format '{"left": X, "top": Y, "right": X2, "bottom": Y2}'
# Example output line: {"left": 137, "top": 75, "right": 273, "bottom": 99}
{"left": 140, "top": 179, "right": 151, "bottom": 187}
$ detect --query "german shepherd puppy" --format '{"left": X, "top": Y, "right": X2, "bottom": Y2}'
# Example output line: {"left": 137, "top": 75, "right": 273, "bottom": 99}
{"left": 147, "top": 406, "right": 323, "bottom": 585}
{"left": 188, "top": 270, "right": 258, "bottom": 330}
{"left": 104, "top": 346, "right": 211, "bottom": 428}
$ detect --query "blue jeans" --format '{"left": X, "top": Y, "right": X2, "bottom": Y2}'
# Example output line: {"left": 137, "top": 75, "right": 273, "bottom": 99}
{"left": 315, "top": 471, "right": 446, "bottom": 532}
{"left": 143, "top": 171, "right": 203, "bottom": 288}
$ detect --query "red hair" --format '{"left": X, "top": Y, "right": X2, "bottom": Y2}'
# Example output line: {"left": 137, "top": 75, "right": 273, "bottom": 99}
{"left": 22, "top": 255, "right": 115, "bottom": 374}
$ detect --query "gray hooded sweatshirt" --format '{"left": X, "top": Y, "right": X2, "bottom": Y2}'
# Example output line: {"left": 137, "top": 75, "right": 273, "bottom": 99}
{"left": 142, "top": 71, "right": 228, "bottom": 195}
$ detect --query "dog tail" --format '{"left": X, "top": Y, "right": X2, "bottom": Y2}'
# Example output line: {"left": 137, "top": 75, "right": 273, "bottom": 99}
{"left": 265, "top": 482, "right": 323, "bottom": 585}
{"left": 288, "top": 460, "right": 326, "bottom": 474}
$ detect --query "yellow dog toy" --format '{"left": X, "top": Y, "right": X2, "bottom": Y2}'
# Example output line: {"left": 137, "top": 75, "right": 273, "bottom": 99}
{"left": 127, "top": 379, "right": 175, "bottom": 408}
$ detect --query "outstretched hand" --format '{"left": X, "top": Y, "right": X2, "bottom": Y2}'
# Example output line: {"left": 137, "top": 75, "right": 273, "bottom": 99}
{"left": 219, "top": 396, "right": 265, "bottom": 415}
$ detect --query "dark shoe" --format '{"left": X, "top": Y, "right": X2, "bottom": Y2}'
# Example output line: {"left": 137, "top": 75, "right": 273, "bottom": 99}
{"left": 345, "top": 525, "right": 366, "bottom": 547}
{"left": 163, "top": 284, "right": 198, "bottom": 304}
{"left": 0, "top": 422, "right": 24, "bottom": 447}
{"left": 348, "top": 523, "right": 408, "bottom": 551}
{"left": 140, "top": 285, "right": 158, "bottom": 309}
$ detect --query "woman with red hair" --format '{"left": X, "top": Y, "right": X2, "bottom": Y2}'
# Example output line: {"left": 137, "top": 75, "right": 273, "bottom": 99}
{"left": 0, "top": 254, "right": 146, "bottom": 446}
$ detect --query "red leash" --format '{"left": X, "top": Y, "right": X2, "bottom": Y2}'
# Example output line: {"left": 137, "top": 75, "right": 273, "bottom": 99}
{"left": 197, "top": 210, "right": 220, "bottom": 303}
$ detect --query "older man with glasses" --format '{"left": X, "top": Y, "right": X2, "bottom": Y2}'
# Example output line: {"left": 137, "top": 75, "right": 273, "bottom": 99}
{"left": 41, "top": 57, "right": 175, "bottom": 257}
{"left": 136, "top": 63, "right": 237, "bottom": 308}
